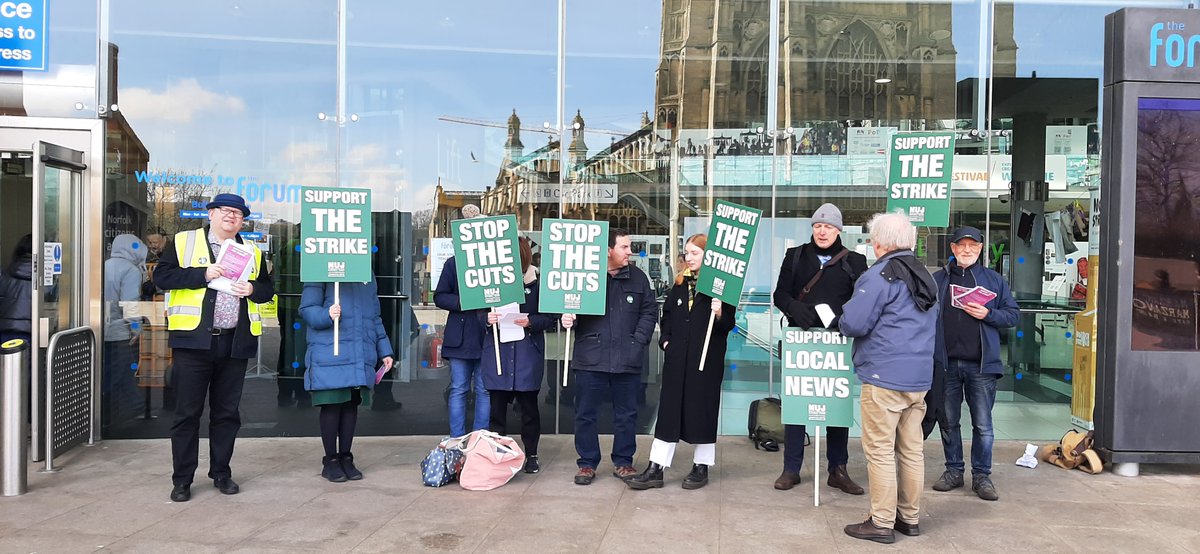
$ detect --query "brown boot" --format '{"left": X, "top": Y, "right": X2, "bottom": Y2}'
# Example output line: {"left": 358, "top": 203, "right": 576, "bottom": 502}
{"left": 827, "top": 464, "right": 865, "bottom": 495}
{"left": 774, "top": 470, "right": 801, "bottom": 490}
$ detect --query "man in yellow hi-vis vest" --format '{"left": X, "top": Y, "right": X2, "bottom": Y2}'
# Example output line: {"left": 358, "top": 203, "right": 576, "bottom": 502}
{"left": 153, "top": 193, "right": 275, "bottom": 503}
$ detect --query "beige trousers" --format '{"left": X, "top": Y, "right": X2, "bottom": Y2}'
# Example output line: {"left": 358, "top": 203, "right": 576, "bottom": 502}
{"left": 859, "top": 383, "right": 927, "bottom": 528}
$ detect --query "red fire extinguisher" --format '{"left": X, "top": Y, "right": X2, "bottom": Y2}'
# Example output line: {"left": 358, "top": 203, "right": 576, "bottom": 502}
{"left": 429, "top": 337, "right": 443, "bottom": 368}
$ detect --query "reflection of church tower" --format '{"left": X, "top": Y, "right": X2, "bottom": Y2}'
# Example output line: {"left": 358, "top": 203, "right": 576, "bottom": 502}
{"left": 654, "top": 0, "right": 992, "bottom": 130}
{"left": 504, "top": 109, "right": 524, "bottom": 162}
{"left": 568, "top": 110, "right": 588, "bottom": 169}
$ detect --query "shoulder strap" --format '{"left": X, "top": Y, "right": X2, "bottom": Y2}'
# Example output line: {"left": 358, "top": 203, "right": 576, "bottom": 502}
{"left": 799, "top": 249, "right": 850, "bottom": 300}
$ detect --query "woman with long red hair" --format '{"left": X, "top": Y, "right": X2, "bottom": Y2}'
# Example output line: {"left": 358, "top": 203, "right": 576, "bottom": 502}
{"left": 627, "top": 233, "right": 736, "bottom": 490}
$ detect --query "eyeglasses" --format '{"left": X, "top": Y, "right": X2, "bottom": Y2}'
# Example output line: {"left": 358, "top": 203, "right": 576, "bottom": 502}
{"left": 213, "top": 207, "right": 244, "bottom": 219}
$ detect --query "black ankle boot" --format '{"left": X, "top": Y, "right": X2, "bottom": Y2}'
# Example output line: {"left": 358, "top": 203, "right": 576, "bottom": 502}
{"left": 340, "top": 452, "right": 363, "bottom": 481}
{"left": 682, "top": 464, "right": 709, "bottom": 490}
{"left": 625, "top": 462, "right": 665, "bottom": 490}
{"left": 322, "top": 455, "right": 347, "bottom": 483}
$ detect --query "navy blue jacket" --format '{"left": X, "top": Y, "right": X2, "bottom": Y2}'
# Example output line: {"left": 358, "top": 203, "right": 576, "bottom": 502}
{"left": 933, "top": 261, "right": 1020, "bottom": 375}
{"left": 433, "top": 257, "right": 485, "bottom": 360}
{"left": 570, "top": 264, "right": 658, "bottom": 374}
{"left": 478, "top": 279, "right": 557, "bottom": 391}
{"left": 839, "top": 249, "right": 939, "bottom": 393}
{"left": 300, "top": 279, "right": 394, "bottom": 391}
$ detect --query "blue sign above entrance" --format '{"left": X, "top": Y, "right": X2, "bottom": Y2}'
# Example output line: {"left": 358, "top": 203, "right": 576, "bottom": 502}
{"left": 0, "top": 0, "right": 47, "bottom": 71}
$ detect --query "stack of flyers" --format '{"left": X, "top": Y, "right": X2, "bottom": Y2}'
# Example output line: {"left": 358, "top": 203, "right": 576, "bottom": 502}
{"left": 949, "top": 285, "right": 997, "bottom": 309}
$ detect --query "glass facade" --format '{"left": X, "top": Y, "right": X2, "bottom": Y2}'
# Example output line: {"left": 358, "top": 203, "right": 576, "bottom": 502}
{"left": 1, "top": 0, "right": 1185, "bottom": 439}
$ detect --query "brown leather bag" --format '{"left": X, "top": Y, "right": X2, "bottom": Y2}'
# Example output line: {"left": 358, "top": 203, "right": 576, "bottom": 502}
{"left": 1038, "top": 430, "right": 1103, "bottom": 474}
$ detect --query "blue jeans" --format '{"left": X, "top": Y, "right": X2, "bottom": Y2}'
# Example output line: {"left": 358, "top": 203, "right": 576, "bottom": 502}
{"left": 574, "top": 370, "right": 639, "bottom": 469}
{"left": 940, "top": 360, "right": 998, "bottom": 477}
{"left": 448, "top": 357, "right": 490, "bottom": 437}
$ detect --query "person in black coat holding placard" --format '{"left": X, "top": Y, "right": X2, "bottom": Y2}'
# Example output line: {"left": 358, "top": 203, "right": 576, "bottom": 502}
{"left": 771, "top": 203, "right": 868, "bottom": 495}
{"left": 626, "top": 233, "right": 735, "bottom": 490}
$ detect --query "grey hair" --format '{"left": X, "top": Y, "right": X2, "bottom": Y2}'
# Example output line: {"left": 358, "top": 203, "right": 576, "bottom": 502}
{"left": 867, "top": 210, "right": 917, "bottom": 251}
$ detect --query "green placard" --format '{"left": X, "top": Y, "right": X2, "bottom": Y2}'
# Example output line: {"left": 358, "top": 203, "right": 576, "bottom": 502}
{"left": 885, "top": 131, "right": 956, "bottom": 227}
{"left": 780, "top": 328, "right": 856, "bottom": 428}
{"left": 696, "top": 200, "right": 762, "bottom": 306}
{"left": 452, "top": 214, "right": 525, "bottom": 310}
{"left": 300, "top": 186, "right": 373, "bottom": 282}
{"left": 539, "top": 219, "right": 609, "bottom": 315}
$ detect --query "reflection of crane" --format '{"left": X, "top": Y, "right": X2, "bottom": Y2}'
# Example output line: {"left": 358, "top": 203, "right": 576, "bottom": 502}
{"left": 437, "top": 115, "right": 629, "bottom": 137}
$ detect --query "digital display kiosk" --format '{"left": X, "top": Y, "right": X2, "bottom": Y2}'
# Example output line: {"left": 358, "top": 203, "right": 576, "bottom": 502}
{"left": 1098, "top": 8, "right": 1200, "bottom": 467}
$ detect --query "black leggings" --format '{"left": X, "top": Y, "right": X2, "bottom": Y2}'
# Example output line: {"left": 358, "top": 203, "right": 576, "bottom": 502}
{"left": 488, "top": 390, "right": 540, "bottom": 456}
{"left": 318, "top": 390, "right": 362, "bottom": 457}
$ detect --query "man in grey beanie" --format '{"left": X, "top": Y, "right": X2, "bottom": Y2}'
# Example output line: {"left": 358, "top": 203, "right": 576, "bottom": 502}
{"left": 770, "top": 202, "right": 868, "bottom": 494}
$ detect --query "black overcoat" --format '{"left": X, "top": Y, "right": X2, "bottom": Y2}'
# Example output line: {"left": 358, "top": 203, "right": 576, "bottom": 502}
{"left": 653, "top": 280, "right": 736, "bottom": 444}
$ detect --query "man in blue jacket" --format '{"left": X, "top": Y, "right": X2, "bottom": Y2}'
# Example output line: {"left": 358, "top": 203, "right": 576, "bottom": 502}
{"left": 839, "top": 211, "right": 938, "bottom": 544}
{"left": 931, "top": 226, "right": 1019, "bottom": 502}
{"left": 561, "top": 228, "right": 658, "bottom": 485}
{"left": 433, "top": 204, "right": 490, "bottom": 437}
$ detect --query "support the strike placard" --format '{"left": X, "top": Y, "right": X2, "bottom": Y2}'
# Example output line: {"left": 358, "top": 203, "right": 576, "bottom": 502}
{"left": 451, "top": 215, "right": 525, "bottom": 310}
{"left": 886, "top": 132, "right": 956, "bottom": 227}
{"left": 539, "top": 219, "right": 609, "bottom": 386}
{"left": 300, "top": 187, "right": 373, "bottom": 283}
{"left": 780, "top": 328, "right": 856, "bottom": 507}
{"left": 301, "top": 186, "right": 373, "bottom": 355}
{"left": 695, "top": 200, "right": 761, "bottom": 371}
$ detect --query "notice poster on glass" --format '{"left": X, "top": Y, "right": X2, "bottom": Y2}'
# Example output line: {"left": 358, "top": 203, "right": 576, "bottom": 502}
{"left": 1132, "top": 98, "right": 1200, "bottom": 351}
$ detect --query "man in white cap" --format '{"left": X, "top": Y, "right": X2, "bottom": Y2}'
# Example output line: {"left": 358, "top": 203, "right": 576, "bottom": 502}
{"left": 771, "top": 203, "right": 868, "bottom": 494}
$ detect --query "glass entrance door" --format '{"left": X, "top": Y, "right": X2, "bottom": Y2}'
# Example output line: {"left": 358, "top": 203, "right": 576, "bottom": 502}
{"left": 29, "top": 141, "right": 86, "bottom": 460}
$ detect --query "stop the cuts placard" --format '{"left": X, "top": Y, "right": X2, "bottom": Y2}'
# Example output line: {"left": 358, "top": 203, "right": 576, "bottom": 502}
{"left": 539, "top": 219, "right": 608, "bottom": 315}
{"left": 451, "top": 214, "right": 525, "bottom": 310}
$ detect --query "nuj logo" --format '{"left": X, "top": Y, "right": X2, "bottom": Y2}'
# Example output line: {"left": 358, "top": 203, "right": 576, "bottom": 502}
{"left": 1149, "top": 22, "right": 1200, "bottom": 67}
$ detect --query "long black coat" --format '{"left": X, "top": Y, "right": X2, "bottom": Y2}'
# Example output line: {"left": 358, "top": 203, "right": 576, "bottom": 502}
{"left": 653, "top": 280, "right": 736, "bottom": 444}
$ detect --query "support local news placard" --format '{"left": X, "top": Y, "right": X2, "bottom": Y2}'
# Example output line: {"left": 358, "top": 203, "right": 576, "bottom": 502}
{"left": 696, "top": 200, "right": 761, "bottom": 306}
{"left": 780, "top": 328, "right": 856, "bottom": 427}
{"left": 539, "top": 219, "right": 608, "bottom": 315}
{"left": 452, "top": 214, "right": 525, "bottom": 310}
{"left": 300, "top": 187, "right": 372, "bottom": 282}
{"left": 886, "top": 131, "right": 955, "bottom": 227}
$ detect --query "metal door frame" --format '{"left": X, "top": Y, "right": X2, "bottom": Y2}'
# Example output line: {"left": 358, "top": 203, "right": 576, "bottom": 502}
{"left": 0, "top": 117, "right": 104, "bottom": 456}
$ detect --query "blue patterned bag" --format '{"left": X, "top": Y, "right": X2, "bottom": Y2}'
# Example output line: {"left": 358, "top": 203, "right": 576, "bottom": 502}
{"left": 421, "top": 436, "right": 467, "bottom": 487}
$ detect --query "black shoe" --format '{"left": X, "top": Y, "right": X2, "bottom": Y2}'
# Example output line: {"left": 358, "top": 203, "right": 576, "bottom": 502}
{"left": 844, "top": 519, "right": 896, "bottom": 544}
{"left": 893, "top": 514, "right": 920, "bottom": 537}
{"left": 625, "top": 462, "right": 665, "bottom": 490}
{"left": 973, "top": 476, "right": 999, "bottom": 501}
{"left": 213, "top": 477, "right": 240, "bottom": 495}
{"left": 523, "top": 455, "right": 540, "bottom": 474}
{"left": 322, "top": 455, "right": 348, "bottom": 483}
{"left": 682, "top": 464, "right": 709, "bottom": 490}
{"left": 169, "top": 484, "right": 191, "bottom": 502}
{"left": 340, "top": 453, "right": 363, "bottom": 481}
{"left": 932, "top": 470, "right": 965, "bottom": 492}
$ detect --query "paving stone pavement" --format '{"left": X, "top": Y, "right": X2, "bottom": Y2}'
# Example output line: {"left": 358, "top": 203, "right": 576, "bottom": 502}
{"left": 2, "top": 435, "right": 1198, "bottom": 553}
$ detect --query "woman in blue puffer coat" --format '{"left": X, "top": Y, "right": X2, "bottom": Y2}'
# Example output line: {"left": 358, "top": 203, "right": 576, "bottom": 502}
{"left": 300, "top": 275, "right": 394, "bottom": 483}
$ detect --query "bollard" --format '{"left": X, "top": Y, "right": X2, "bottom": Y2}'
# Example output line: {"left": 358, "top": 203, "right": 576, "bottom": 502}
{"left": 1, "top": 338, "right": 30, "bottom": 496}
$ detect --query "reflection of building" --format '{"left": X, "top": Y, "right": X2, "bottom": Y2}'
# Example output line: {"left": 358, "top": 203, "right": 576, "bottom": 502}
{"left": 655, "top": 1, "right": 1015, "bottom": 129}
{"left": 102, "top": 43, "right": 152, "bottom": 254}
{"left": 483, "top": 110, "right": 670, "bottom": 235}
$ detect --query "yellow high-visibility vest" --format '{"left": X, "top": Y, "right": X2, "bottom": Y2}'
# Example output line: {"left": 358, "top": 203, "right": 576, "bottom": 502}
{"left": 165, "top": 229, "right": 263, "bottom": 336}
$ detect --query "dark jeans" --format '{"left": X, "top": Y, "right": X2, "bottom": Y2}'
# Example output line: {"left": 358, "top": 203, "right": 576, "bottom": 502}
{"left": 574, "top": 370, "right": 639, "bottom": 469}
{"left": 939, "top": 359, "right": 998, "bottom": 477}
{"left": 783, "top": 424, "right": 849, "bottom": 474}
{"left": 488, "top": 389, "right": 540, "bottom": 456}
{"left": 170, "top": 334, "right": 248, "bottom": 486}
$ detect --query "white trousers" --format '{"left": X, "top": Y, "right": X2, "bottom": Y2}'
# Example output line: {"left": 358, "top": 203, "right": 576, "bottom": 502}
{"left": 649, "top": 438, "right": 715, "bottom": 468}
